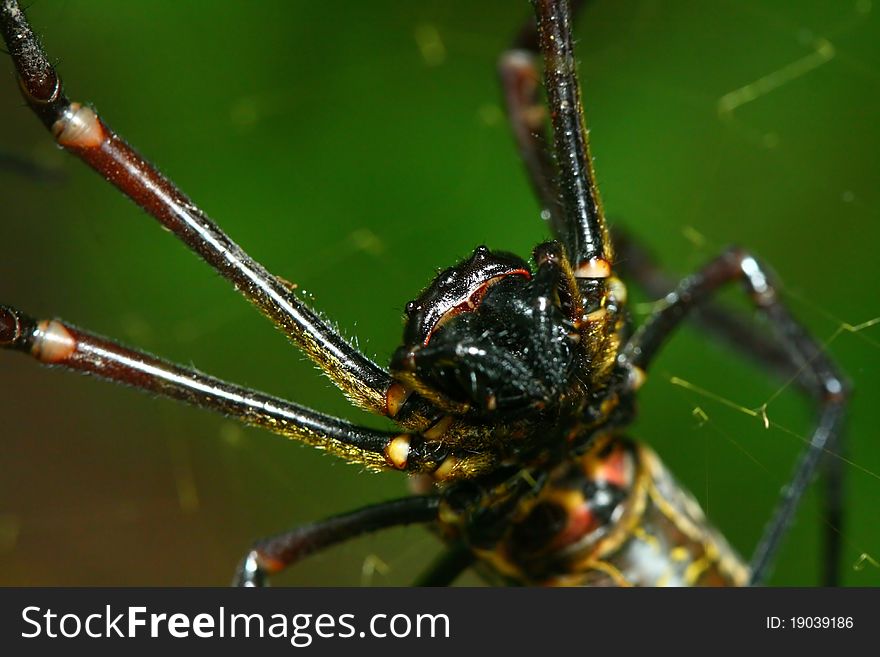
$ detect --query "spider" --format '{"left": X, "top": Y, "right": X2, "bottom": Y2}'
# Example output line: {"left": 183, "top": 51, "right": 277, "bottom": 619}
{"left": 0, "top": 0, "right": 860, "bottom": 583}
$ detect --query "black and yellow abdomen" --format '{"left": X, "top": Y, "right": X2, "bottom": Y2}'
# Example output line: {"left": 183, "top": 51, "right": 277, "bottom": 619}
{"left": 442, "top": 435, "right": 749, "bottom": 587}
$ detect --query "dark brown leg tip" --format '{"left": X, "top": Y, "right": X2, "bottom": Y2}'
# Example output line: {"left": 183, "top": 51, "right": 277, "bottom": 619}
{"left": 0, "top": 305, "right": 20, "bottom": 344}
{"left": 0, "top": 304, "right": 33, "bottom": 349}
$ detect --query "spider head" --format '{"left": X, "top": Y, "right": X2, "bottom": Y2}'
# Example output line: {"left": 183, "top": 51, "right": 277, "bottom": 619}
{"left": 391, "top": 244, "right": 581, "bottom": 416}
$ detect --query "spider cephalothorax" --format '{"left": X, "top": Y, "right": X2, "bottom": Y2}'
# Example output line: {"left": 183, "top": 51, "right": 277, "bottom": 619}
{"left": 391, "top": 243, "right": 595, "bottom": 419}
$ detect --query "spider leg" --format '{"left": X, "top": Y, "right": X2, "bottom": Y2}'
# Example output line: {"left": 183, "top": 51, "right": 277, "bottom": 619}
{"left": 620, "top": 247, "right": 848, "bottom": 585}
{"left": 502, "top": 1, "right": 625, "bottom": 388}
{"left": 614, "top": 231, "right": 845, "bottom": 585}
{"left": 0, "top": 1, "right": 432, "bottom": 425}
{"left": 413, "top": 542, "right": 475, "bottom": 587}
{"left": 0, "top": 304, "right": 446, "bottom": 475}
{"left": 234, "top": 496, "right": 440, "bottom": 586}
{"left": 613, "top": 230, "right": 815, "bottom": 389}
{"left": 531, "top": 0, "right": 612, "bottom": 277}
{"left": 499, "top": 0, "right": 587, "bottom": 246}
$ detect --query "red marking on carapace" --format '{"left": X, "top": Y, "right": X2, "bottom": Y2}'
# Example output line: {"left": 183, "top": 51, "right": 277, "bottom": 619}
{"left": 423, "top": 269, "right": 530, "bottom": 345}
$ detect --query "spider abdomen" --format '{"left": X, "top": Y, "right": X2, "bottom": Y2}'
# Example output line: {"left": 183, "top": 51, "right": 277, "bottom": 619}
{"left": 450, "top": 435, "right": 749, "bottom": 587}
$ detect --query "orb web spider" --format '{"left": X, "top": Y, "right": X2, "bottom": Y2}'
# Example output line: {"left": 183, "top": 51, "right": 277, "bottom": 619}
{"left": 0, "top": 0, "right": 848, "bottom": 586}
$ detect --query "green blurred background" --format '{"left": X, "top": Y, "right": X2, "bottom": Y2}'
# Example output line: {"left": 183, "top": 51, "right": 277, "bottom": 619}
{"left": 0, "top": 0, "right": 877, "bottom": 586}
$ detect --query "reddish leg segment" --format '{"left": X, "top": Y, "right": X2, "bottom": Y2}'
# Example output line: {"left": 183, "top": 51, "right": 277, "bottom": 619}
{"left": 621, "top": 248, "right": 848, "bottom": 585}
{"left": 0, "top": 0, "right": 433, "bottom": 426}
{"left": 0, "top": 305, "right": 447, "bottom": 475}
